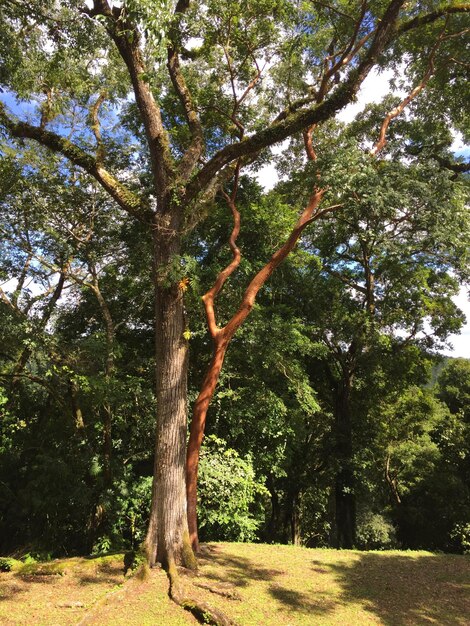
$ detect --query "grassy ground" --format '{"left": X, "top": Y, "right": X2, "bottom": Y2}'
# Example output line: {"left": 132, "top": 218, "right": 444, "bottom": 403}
{"left": 1, "top": 544, "right": 469, "bottom": 626}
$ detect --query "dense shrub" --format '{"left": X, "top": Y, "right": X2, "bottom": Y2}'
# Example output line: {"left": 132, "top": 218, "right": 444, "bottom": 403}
{"left": 356, "top": 511, "right": 398, "bottom": 550}
{"left": 198, "top": 436, "right": 268, "bottom": 542}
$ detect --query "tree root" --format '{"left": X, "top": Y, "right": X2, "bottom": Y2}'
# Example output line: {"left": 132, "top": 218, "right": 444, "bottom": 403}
{"left": 168, "top": 566, "right": 239, "bottom": 626}
{"left": 194, "top": 582, "right": 242, "bottom": 601}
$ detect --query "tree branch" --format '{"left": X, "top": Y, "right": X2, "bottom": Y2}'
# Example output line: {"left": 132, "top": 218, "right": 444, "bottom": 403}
{"left": 0, "top": 102, "right": 151, "bottom": 222}
{"left": 202, "top": 183, "right": 242, "bottom": 339}
{"left": 185, "top": 0, "right": 407, "bottom": 205}
{"left": 84, "top": 1, "right": 174, "bottom": 201}
{"left": 397, "top": 4, "right": 470, "bottom": 36}
{"left": 89, "top": 91, "right": 107, "bottom": 165}
{"left": 370, "top": 23, "right": 446, "bottom": 156}
{"left": 167, "top": 46, "right": 205, "bottom": 181}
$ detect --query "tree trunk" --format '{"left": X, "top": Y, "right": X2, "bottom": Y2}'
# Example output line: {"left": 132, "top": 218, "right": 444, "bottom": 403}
{"left": 290, "top": 491, "right": 301, "bottom": 546}
{"left": 145, "top": 217, "right": 196, "bottom": 571}
{"left": 185, "top": 188, "right": 329, "bottom": 552}
{"left": 266, "top": 474, "right": 280, "bottom": 542}
{"left": 334, "top": 373, "right": 356, "bottom": 549}
{"left": 186, "top": 338, "right": 228, "bottom": 552}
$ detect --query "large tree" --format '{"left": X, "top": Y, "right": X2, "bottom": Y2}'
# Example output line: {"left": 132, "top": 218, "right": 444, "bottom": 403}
{"left": 1, "top": 0, "right": 469, "bottom": 582}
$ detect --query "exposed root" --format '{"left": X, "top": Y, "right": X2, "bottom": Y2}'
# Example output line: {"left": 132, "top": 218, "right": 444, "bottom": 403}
{"left": 168, "top": 565, "right": 239, "bottom": 626}
{"left": 194, "top": 582, "right": 242, "bottom": 601}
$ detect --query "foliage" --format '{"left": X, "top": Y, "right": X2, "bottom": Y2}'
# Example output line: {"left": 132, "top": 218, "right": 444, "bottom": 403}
{"left": 356, "top": 511, "right": 398, "bottom": 551}
{"left": 0, "top": 0, "right": 469, "bottom": 559}
{"left": 197, "top": 436, "right": 268, "bottom": 542}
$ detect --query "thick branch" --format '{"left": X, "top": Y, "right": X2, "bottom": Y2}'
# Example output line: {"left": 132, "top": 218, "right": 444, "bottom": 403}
{"left": 167, "top": 46, "right": 205, "bottom": 181}
{"left": 0, "top": 102, "right": 150, "bottom": 221}
{"left": 398, "top": 4, "right": 470, "bottom": 35}
{"left": 185, "top": 0, "right": 406, "bottom": 204}
{"left": 85, "top": 1, "right": 173, "bottom": 199}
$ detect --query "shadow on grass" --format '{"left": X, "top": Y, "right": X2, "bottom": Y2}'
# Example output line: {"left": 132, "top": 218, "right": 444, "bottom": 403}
{"left": 199, "top": 545, "right": 338, "bottom": 617}
{"left": 313, "top": 552, "right": 470, "bottom": 626}
{"left": 268, "top": 583, "right": 337, "bottom": 615}
{"left": 200, "top": 545, "right": 470, "bottom": 623}
{"left": 78, "top": 573, "right": 123, "bottom": 586}
{"left": 77, "top": 559, "right": 124, "bottom": 586}
{"left": 0, "top": 581, "right": 26, "bottom": 602}
{"left": 199, "top": 547, "right": 285, "bottom": 589}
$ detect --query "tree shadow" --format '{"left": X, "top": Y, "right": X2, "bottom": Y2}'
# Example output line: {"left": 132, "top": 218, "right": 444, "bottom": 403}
{"left": 268, "top": 583, "right": 337, "bottom": 615}
{"left": 199, "top": 546, "right": 286, "bottom": 589}
{"left": 77, "top": 573, "right": 123, "bottom": 585}
{"left": 312, "top": 552, "right": 470, "bottom": 626}
{"left": 76, "top": 561, "right": 124, "bottom": 586}
{"left": 199, "top": 544, "right": 337, "bottom": 616}
{"left": 0, "top": 580, "right": 26, "bottom": 602}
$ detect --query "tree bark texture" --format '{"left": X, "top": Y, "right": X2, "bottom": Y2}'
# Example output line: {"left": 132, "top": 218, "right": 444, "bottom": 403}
{"left": 145, "top": 217, "right": 196, "bottom": 570}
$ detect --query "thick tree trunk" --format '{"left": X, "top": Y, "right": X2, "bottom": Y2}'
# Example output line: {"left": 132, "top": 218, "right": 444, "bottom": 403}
{"left": 334, "top": 374, "right": 356, "bottom": 549}
{"left": 145, "top": 218, "right": 196, "bottom": 571}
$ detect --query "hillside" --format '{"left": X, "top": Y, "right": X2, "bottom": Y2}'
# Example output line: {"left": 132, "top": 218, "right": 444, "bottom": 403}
{"left": 1, "top": 543, "right": 469, "bottom": 626}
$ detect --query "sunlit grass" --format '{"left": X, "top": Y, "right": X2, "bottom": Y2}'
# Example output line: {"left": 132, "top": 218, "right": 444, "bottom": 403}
{"left": 1, "top": 544, "right": 469, "bottom": 625}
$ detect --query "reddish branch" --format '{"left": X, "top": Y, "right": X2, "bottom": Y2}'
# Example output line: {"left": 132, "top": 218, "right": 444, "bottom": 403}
{"left": 186, "top": 157, "right": 335, "bottom": 549}
{"left": 370, "top": 28, "right": 446, "bottom": 156}
{"left": 303, "top": 124, "right": 318, "bottom": 162}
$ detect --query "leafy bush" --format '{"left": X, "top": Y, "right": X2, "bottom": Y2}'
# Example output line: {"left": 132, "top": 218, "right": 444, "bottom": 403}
{"left": 356, "top": 511, "right": 398, "bottom": 550}
{"left": 0, "top": 557, "right": 21, "bottom": 572}
{"left": 198, "top": 436, "right": 268, "bottom": 542}
{"left": 450, "top": 523, "right": 470, "bottom": 554}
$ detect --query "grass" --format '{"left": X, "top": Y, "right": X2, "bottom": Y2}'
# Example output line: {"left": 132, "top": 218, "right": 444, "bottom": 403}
{"left": 1, "top": 544, "right": 469, "bottom": 625}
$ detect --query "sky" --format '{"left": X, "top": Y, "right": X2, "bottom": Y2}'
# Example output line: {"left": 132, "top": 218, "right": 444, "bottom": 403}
{"left": 255, "top": 68, "right": 469, "bottom": 359}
